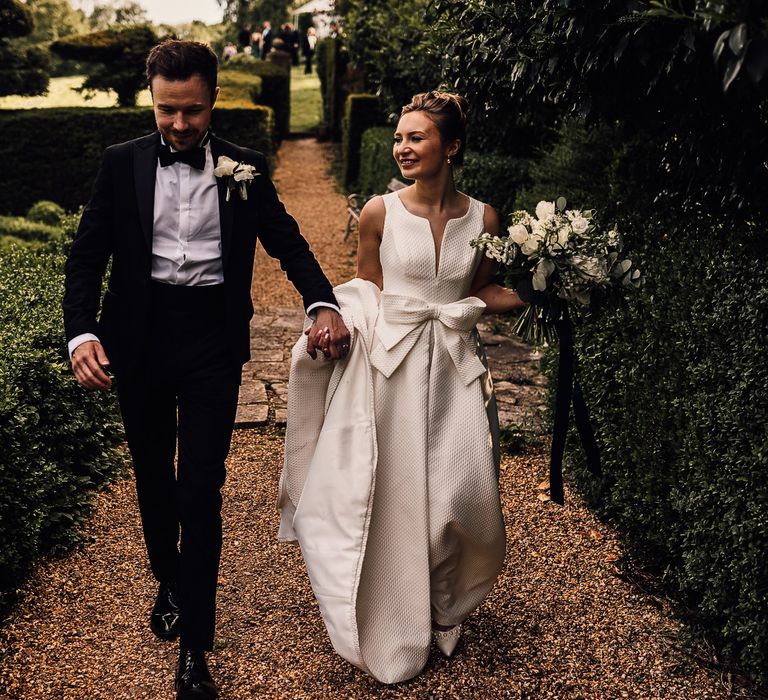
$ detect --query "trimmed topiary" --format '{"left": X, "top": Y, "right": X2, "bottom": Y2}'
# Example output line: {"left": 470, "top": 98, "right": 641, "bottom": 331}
{"left": 0, "top": 106, "right": 274, "bottom": 215}
{"left": 50, "top": 25, "right": 158, "bottom": 107}
{"left": 26, "top": 200, "right": 66, "bottom": 227}
{"left": 224, "top": 53, "right": 290, "bottom": 140}
{"left": 342, "top": 93, "right": 385, "bottom": 189}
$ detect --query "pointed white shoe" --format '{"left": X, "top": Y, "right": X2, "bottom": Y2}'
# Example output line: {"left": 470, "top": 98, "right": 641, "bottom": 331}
{"left": 433, "top": 624, "right": 462, "bottom": 657}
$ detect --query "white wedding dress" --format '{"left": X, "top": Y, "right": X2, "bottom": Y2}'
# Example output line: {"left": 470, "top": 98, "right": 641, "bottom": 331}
{"left": 279, "top": 191, "right": 505, "bottom": 683}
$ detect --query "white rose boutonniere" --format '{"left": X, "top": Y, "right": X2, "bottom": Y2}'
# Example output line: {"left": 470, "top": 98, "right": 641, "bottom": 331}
{"left": 214, "top": 155, "right": 259, "bottom": 201}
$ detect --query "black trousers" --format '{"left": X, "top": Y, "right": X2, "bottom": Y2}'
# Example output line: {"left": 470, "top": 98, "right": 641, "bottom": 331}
{"left": 116, "top": 282, "right": 241, "bottom": 651}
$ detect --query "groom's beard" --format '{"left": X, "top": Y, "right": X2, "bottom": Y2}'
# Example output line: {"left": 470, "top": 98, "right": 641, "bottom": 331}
{"left": 166, "top": 130, "right": 199, "bottom": 151}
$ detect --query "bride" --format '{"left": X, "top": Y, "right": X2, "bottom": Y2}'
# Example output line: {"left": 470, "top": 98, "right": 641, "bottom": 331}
{"left": 278, "top": 91, "right": 527, "bottom": 683}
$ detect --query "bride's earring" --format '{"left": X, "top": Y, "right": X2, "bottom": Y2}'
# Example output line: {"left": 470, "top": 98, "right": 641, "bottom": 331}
{"left": 447, "top": 156, "right": 452, "bottom": 165}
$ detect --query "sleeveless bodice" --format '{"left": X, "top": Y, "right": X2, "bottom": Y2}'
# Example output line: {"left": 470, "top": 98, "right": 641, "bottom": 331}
{"left": 379, "top": 191, "right": 485, "bottom": 303}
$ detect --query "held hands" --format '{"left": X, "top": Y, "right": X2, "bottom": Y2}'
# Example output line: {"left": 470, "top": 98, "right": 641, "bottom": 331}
{"left": 305, "top": 308, "right": 351, "bottom": 360}
{"left": 71, "top": 340, "right": 112, "bottom": 390}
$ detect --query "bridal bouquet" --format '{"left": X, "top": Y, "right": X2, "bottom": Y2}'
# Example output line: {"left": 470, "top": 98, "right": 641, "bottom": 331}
{"left": 471, "top": 198, "right": 644, "bottom": 345}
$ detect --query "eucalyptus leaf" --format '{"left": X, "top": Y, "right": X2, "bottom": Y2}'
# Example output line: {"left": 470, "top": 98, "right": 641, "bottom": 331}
{"left": 723, "top": 48, "right": 747, "bottom": 92}
{"left": 728, "top": 22, "right": 748, "bottom": 55}
{"left": 556, "top": 196, "right": 567, "bottom": 212}
{"left": 713, "top": 29, "right": 730, "bottom": 63}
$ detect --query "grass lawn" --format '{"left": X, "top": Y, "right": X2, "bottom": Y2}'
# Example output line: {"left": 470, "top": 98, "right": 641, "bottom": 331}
{"left": 0, "top": 76, "right": 152, "bottom": 109}
{"left": 1, "top": 68, "right": 323, "bottom": 135}
{"left": 290, "top": 64, "right": 322, "bottom": 134}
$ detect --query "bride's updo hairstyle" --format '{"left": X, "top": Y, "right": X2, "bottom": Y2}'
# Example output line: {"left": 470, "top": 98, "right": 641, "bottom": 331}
{"left": 401, "top": 91, "right": 468, "bottom": 166}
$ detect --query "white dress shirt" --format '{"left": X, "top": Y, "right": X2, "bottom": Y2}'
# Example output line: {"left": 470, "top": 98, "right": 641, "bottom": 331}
{"left": 68, "top": 136, "right": 339, "bottom": 358}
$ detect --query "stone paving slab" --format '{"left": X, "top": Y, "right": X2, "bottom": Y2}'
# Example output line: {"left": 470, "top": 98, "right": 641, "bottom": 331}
{"left": 236, "top": 308, "right": 546, "bottom": 432}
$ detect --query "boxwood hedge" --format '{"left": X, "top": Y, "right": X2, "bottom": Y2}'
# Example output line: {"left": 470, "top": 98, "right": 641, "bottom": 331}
{"left": 524, "top": 120, "right": 768, "bottom": 682}
{"left": 341, "top": 93, "right": 384, "bottom": 189}
{"left": 0, "top": 105, "right": 274, "bottom": 215}
{"left": 0, "top": 238, "right": 126, "bottom": 609}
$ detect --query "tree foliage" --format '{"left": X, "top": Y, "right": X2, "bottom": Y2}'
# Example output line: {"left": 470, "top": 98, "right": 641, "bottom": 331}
{"left": 86, "top": 0, "right": 149, "bottom": 31}
{"left": 0, "top": 0, "right": 50, "bottom": 97}
{"left": 216, "top": 0, "right": 288, "bottom": 26}
{"left": 50, "top": 24, "right": 158, "bottom": 107}
{"left": 342, "top": 0, "right": 441, "bottom": 116}
{"left": 430, "top": 0, "right": 768, "bottom": 214}
{"left": 21, "top": 0, "right": 87, "bottom": 43}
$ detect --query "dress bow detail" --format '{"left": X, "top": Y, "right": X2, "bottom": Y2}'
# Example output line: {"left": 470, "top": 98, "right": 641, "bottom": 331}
{"left": 371, "top": 293, "right": 487, "bottom": 386}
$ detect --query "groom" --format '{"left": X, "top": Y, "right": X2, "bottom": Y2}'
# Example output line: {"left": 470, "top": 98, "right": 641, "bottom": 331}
{"left": 63, "top": 39, "right": 349, "bottom": 699}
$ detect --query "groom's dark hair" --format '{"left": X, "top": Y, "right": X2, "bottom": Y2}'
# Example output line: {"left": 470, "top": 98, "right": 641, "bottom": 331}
{"left": 146, "top": 39, "right": 218, "bottom": 99}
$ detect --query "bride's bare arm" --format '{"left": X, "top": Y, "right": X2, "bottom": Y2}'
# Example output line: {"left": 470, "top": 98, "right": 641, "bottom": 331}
{"left": 356, "top": 196, "right": 385, "bottom": 290}
{"left": 470, "top": 204, "right": 527, "bottom": 313}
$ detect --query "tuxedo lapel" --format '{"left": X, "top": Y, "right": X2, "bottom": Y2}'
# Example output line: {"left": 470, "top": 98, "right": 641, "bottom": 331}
{"left": 133, "top": 132, "right": 159, "bottom": 251}
{"left": 210, "top": 135, "right": 235, "bottom": 268}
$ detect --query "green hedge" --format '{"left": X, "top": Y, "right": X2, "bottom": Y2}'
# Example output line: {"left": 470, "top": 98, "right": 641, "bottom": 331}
{"left": 527, "top": 121, "right": 768, "bottom": 682}
{"left": 456, "top": 152, "right": 532, "bottom": 220}
{"left": 342, "top": 93, "right": 385, "bottom": 189}
{"left": 0, "top": 215, "right": 63, "bottom": 243}
{"left": 0, "top": 106, "right": 274, "bottom": 215}
{"left": 218, "top": 68, "right": 262, "bottom": 105}
{"left": 0, "top": 240, "right": 126, "bottom": 608}
{"left": 26, "top": 200, "right": 65, "bottom": 226}
{"left": 357, "top": 126, "right": 400, "bottom": 196}
{"left": 224, "top": 54, "right": 290, "bottom": 140}
{"left": 318, "top": 36, "right": 349, "bottom": 141}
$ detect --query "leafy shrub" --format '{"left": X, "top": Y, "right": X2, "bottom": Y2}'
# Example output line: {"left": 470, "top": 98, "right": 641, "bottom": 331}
{"left": 0, "top": 106, "right": 274, "bottom": 215}
{"left": 318, "top": 36, "right": 352, "bottom": 141}
{"left": 343, "top": 0, "right": 442, "bottom": 116}
{"left": 0, "top": 0, "right": 50, "bottom": 97}
{"left": 523, "top": 116, "right": 768, "bottom": 683}
{"left": 0, "top": 215, "right": 62, "bottom": 243}
{"left": 357, "top": 126, "right": 400, "bottom": 196}
{"left": 50, "top": 24, "right": 157, "bottom": 107}
{"left": 456, "top": 152, "right": 531, "bottom": 221}
{"left": 0, "top": 242, "right": 126, "bottom": 609}
{"left": 26, "top": 200, "right": 66, "bottom": 227}
{"left": 224, "top": 53, "right": 290, "bottom": 139}
{"left": 341, "top": 93, "right": 385, "bottom": 188}
{"left": 218, "top": 68, "right": 262, "bottom": 105}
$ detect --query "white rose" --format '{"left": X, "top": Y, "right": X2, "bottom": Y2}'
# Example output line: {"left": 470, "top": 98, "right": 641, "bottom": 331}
{"left": 535, "top": 200, "right": 556, "bottom": 221}
{"left": 556, "top": 226, "right": 570, "bottom": 246}
{"left": 571, "top": 216, "right": 589, "bottom": 234}
{"left": 233, "top": 163, "right": 256, "bottom": 182}
{"left": 214, "top": 155, "right": 238, "bottom": 177}
{"left": 521, "top": 235, "right": 540, "bottom": 256}
{"left": 507, "top": 224, "right": 529, "bottom": 245}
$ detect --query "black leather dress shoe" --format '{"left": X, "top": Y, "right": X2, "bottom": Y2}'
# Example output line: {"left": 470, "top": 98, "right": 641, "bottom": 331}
{"left": 150, "top": 582, "right": 181, "bottom": 641}
{"left": 175, "top": 649, "right": 219, "bottom": 699}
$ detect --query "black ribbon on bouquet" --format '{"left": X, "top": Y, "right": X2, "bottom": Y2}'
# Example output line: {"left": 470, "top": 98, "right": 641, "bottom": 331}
{"left": 548, "top": 305, "right": 602, "bottom": 505}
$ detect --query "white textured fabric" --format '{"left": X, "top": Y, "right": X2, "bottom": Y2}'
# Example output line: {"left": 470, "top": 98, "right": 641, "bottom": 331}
{"left": 279, "top": 192, "right": 505, "bottom": 684}
{"left": 152, "top": 140, "right": 224, "bottom": 286}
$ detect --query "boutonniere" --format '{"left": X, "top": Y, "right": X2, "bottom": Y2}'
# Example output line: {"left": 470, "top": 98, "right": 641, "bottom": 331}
{"left": 214, "top": 155, "right": 260, "bottom": 201}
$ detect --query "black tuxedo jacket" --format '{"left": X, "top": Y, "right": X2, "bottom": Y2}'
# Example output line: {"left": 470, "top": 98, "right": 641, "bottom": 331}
{"left": 63, "top": 131, "right": 337, "bottom": 372}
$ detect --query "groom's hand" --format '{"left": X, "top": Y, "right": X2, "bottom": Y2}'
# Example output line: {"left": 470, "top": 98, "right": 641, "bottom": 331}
{"left": 305, "top": 308, "right": 351, "bottom": 360}
{"left": 72, "top": 340, "right": 112, "bottom": 391}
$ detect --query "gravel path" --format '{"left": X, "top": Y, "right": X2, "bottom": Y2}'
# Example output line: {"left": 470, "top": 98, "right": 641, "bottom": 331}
{"left": 0, "top": 139, "right": 757, "bottom": 699}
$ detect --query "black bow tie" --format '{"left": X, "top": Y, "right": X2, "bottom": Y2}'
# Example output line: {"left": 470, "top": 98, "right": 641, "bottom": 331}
{"left": 157, "top": 142, "right": 207, "bottom": 170}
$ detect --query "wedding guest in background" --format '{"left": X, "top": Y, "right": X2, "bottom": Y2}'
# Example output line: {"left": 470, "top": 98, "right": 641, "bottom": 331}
{"left": 237, "top": 23, "right": 252, "bottom": 51}
{"left": 250, "top": 29, "right": 263, "bottom": 57}
{"left": 260, "top": 20, "right": 273, "bottom": 59}
{"left": 303, "top": 26, "right": 317, "bottom": 74}
{"left": 221, "top": 42, "right": 237, "bottom": 62}
{"left": 289, "top": 23, "right": 300, "bottom": 66}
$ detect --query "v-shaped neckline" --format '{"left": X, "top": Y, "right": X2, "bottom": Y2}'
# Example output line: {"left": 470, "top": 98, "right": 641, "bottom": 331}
{"left": 394, "top": 193, "right": 473, "bottom": 277}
